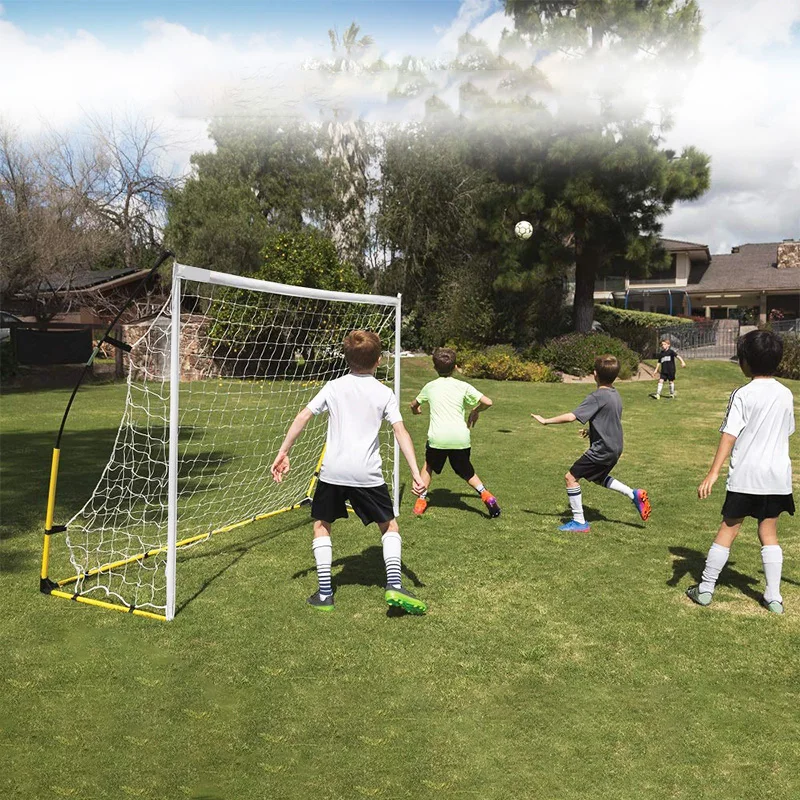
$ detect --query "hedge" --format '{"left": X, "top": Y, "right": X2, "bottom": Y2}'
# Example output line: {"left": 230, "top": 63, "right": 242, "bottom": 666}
{"left": 537, "top": 333, "right": 640, "bottom": 380}
{"left": 594, "top": 305, "right": 693, "bottom": 358}
{"left": 459, "top": 345, "right": 562, "bottom": 383}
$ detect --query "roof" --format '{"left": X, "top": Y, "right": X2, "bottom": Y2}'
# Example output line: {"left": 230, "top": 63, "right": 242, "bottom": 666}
{"left": 55, "top": 268, "right": 141, "bottom": 291}
{"left": 660, "top": 238, "right": 710, "bottom": 254}
{"left": 686, "top": 243, "right": 800, "bottom": 294}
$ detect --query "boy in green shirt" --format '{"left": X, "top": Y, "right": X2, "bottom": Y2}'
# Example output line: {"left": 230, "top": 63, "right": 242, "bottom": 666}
{"left": 410, "top": 348, "right": 501, "bottom": 518}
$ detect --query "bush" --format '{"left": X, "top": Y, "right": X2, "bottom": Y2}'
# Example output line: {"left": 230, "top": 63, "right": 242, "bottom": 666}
{"left": 594, "top": 305, "right": 693, "bottom": 358}
{"left": 538, "top": 333, "right": 640, "bottom": 380}
{"left": 776, "top": 334, "right": 800, "bottom": 381}
{"left": 460, "top": 344, "right": 561, "bottom": 383}
{"left": 0, "top": 340, "right": 17, "bottom": 383}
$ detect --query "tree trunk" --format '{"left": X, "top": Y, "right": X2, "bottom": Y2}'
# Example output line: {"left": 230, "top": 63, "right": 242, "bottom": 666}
{"left": 573, "top": 248, "right": 598, "bottom": 334}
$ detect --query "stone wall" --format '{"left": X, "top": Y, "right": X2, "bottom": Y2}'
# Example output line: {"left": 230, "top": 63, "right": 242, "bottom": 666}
{"left": 777, "top": 241, "right": 800, "bottom": 269}
{"left": 123, "top": 314, "right": 221, "bottom": 382}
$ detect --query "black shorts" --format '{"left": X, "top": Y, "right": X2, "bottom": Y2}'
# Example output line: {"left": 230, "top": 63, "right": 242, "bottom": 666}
{"left": 659, "top": 370, "right": 676, "bottom": 381}
{"left": 425, "top": 444, "right": 475, "bottom": 481}
{"left": 311, "top": 480, "right": 395, "bottom": 526}
{"left": 569, "top": 453, "right": 619, "bottom": 485}
{"left": 721, "top": 491, "right": 795, "bottom": 521}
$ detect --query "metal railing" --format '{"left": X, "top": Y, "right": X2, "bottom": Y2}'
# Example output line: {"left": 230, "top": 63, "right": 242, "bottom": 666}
{"left": 655, "top": 321, "right": 740, "bottom": 360}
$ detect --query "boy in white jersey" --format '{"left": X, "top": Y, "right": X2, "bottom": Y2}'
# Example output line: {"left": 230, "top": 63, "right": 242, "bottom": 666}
{"left": 688, "top": 330, "right": 794, "bottom": 614}
{"left": 271, "top": 330, "right": 427, "bottom": 614}
{"left": 409, "top": 347, "right": 500, "bottom": 518}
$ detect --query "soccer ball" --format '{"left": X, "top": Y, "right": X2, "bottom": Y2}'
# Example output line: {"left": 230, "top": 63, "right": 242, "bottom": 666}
{"left": 515, "top": 220, "right": 533, "bottom": 240}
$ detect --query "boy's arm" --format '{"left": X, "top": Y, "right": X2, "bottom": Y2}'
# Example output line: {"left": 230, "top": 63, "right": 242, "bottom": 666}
{"left": 392, "top": 421, "right": 426, "bottom": 496}
{"left": 410, "top": 399, "right": 422, "bottom": 415}
{"left": 271, "top": 408, "right": 314, "bottom": 482}
{"left": 678, "top": 355, "right": 687, "bottom": 367}
{"left": 698, "top": 433, "right": 737, "bottom": 499}
{"left": 531, "top": 412, "right": 577, "bottom": 425}
{"left": 467, "top": 395, "right": 492, "bottom": 428}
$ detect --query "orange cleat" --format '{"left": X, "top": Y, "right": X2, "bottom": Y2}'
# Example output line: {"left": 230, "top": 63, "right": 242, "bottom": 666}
{"left": 413, "top": 496, "right": 428, "bottom": 516}
{"left": 480, "top": 490, "right": 501, "bottom": 518}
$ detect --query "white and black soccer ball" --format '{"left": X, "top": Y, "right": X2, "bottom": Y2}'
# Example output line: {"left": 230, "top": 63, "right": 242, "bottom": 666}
{"left": 514, "top": 220, "right": 533, "bottom": 240}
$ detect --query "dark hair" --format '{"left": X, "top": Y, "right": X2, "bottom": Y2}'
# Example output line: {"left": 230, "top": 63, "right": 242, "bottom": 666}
{"left": 432, "top": 347, "right": 457, "bottom": 376}
{"left": 737, "top": 329, "right": 783, "bottom": 375}
{"left": 343, "top": 330, "right": 382, "bottom": 371}
{"left": 594, "top": 354, "right": 620, "bottom": 384}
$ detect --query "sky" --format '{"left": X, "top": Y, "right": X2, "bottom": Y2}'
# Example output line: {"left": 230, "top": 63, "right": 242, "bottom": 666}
{"left": 1, "top": 0, "right": 799, "bottom": 254}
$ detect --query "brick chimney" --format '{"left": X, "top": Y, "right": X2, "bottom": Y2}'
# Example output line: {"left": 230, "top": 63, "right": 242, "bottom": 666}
{"left": 777, "top": 239, "right": 800, "bottom": 269}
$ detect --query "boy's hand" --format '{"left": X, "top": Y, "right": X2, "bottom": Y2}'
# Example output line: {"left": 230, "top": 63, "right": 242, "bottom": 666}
{"left": 271, "top": 452, "right": 291, "bottom": 483}
{"left": 410, "top": 401, "right": 422, "bottom": 415}
{"left": 531, "top": 414, "right": 547, "bottom": 425}
{"left": 467, "top": 409, "right": 479, "bottom": 428}
{"left": 698, "top": 470, "right": 718, "bottom": 499}
{"left": 411, "top": 475, "right": 426, "bottom": 496}
{"left": 579, "top": 428, "right": 589, "bottom": 439}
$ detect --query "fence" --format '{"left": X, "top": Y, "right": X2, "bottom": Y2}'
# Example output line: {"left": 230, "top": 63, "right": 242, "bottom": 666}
{"left": 655, "top": 320, "right": 740, "bottom": 360}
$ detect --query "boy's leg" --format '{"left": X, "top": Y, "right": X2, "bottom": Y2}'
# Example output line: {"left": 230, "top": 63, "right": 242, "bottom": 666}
{"left": 602, "top": 475, "right": 651, "bottom": 521}
{"left": 688, "top": 518, "right": 742, "bottom": 605}
{"left": 413, "top": 463, "right": 432, "bottom": 515}
{"left": 309, "top": 520, "right": 334, "bottom": 610}
{"left": 561, "top": 471, "right": 590, "bottom": 531}
{"left": 669, "top": 380, "right": 676, "bottom": 397}
{"left": 758, "top": 517, "right": 783, "bottom": 610}
{"left": 377, "top": 518, "right": 427, "bottom": 614}
{"left": 653, "top": 379, "right": 664, "bottom": 398}
{"left": 468, "top": 473, "right": 501, "bottom": 517}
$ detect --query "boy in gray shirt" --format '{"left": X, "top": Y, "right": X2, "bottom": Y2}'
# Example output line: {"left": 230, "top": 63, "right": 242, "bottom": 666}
{"left": 532, "top": 354, "right": 651, "bottom": 532}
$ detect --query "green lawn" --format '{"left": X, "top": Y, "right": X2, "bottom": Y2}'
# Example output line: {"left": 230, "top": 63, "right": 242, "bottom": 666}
{"left": 2, "top": 359, "right": 799, "bottom": 799}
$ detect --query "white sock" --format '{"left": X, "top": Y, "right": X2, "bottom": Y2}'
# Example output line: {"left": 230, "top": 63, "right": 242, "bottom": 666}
{"left": 699, "top": 543, "right": 730, "bottom": 594}
{"left": 656, "top": 380, "right": 664, "bottom": 397}
{"left": 474, "top": 483, "right": 485, "bottom": 495}
{"left": 603, "top": 476, "right": 634, "bottom": 500}
{"left": 567, "top": 486, "right": 585, "bottom": 524}
{"left": 669, "top": 381, "right": 675, "bottom": 396}
{"left": 382, "top": 531, "right": 402, "bottom": 588}
{"left": 312, "top": 536, "right": 333, "bottom": 598}
{"left": 761, "top": 545, "right": 783, "bottom": 603}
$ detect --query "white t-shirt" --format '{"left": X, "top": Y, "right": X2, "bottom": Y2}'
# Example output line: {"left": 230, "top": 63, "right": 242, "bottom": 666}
{"left": 306, "top": 372, "right": 402, "bottom": 487}
{"left": 720, "top": 378, "right": 795, "bottom": 495}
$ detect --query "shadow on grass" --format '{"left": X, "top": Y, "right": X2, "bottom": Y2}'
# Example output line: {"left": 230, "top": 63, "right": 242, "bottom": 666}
{"left": 522, "top": 505, "right": 644, "bottom": 530}
{"left": 292, "top": 544, "right": 425, "bottom": 617}
{"left": 175, "top": 514, "right": 310, "bottom": 615}
{"left": 425, "top": 488, "right": 487, "bottom": 517}
{"left": 667, "top": 546, "right": 762, "bottom": 601}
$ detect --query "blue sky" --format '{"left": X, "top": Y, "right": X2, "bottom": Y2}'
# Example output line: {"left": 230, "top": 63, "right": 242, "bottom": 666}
{"left": 1, "top": 0, "right": 798, "bottom": 251}
{"left": 1, "top": 0, "right": 469, "bottom": 49}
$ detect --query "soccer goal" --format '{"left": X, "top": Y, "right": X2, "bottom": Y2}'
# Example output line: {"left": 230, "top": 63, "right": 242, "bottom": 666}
{"left": 40, "top": 262, "right": 402, "bottom": 621}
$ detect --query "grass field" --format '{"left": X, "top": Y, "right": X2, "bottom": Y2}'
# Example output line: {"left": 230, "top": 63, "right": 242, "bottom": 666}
{"left": 2, "top": 358, "right": 799, "bottom": 799}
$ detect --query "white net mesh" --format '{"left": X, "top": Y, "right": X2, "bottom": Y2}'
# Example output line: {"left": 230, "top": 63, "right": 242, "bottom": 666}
{"left": 63, "top": 267, "right": 399, "bottom": 615}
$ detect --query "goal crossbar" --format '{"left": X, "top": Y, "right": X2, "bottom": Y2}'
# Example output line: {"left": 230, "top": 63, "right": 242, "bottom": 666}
{"left": 40, "top": 263, "right": 401, "bottom": 622}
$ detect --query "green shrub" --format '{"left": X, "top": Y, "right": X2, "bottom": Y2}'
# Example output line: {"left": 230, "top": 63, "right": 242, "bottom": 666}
{"left": 538, "top": 333, "right": 639, "bottom": 380}
{"left": 460, "top": 345, "right": 561, "bottom": 383}
{"left": 0, "top": 340, "right": 17, "bottom": 383}
{"left": 594, "top": 305, "right": 693, "bottom": 358}
{"left": 776, "top": 334, "right": 800, "bottom": 381}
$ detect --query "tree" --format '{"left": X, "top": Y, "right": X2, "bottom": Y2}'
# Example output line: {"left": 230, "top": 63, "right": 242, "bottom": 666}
{"left": 165, "top": 119, "right": 336, "bottom": 275}
{"left": 503, "top": 0, "right": 710, "bottom": 332}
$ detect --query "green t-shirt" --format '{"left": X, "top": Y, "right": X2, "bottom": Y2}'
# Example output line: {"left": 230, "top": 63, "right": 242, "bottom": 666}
{"left": 416, "top": 377, "right": 484, "bottom": 450}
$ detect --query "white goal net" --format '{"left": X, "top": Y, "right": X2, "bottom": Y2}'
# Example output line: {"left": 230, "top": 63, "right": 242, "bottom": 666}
{"left": 60, "top": 263, "right": 401, "bottom": 620}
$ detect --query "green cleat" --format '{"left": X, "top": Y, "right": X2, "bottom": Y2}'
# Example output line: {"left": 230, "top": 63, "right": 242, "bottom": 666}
{"left": 307, "top": 591, "right": 334, "bottom": 611}
{"left": 686, "top": 584, "right": 712, "bottom": 607}
{"left": 384, "top": 585, "right": 427, "bottom": 615}
{"left": 761, "top": 597, "right": 784, "bottom": 614}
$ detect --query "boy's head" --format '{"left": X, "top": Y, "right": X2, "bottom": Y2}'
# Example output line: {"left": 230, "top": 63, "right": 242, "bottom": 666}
{"left": 432, "top": 347, "right": 457, "bottom": 376}
{"left": 594, "top": 354, "right": 620, "bottom": 385}
{"left": 660, "top": 339, "right": 671, "bottom": 350}
{"left": 343, "top": 330, "right": 382, "bottom": 372}
{"left": 737, "top": 329, "right": 783, "bottom": 376}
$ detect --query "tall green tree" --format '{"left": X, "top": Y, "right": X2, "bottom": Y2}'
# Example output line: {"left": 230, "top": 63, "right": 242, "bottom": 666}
{"left": 504, "top": 0, "right": 710, "bottom": 332}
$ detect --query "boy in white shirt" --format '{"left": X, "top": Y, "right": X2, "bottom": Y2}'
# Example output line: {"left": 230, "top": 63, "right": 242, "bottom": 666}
{"left": 271, "top": 330, "right": 427, "bottom": 614}
{"left": 688, "top": 330, "right": 794, "bottom": 614}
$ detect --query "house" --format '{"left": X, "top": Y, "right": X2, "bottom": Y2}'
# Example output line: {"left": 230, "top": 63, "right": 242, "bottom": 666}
{"left": 595, "top": 239, "right": 800, "bottom": 323}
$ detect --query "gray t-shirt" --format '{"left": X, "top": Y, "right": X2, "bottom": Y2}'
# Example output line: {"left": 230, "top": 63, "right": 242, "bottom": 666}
{"left": 573, "top": 387, "right": 623, "bottom": 464}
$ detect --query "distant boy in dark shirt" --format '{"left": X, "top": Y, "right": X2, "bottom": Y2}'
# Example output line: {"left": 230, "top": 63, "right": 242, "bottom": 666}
{"left": 651, "top": 338, "right": 686, "bottom": 399}
{"left": 532, "top": 354, "right": 652, "bottom": 532}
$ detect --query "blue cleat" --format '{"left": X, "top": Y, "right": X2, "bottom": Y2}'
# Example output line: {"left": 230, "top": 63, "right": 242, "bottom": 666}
{"left": 558, "top": 520, "right": 591, "bottom": 533}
